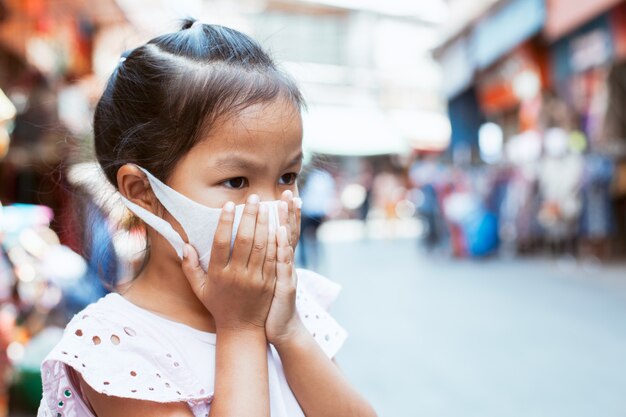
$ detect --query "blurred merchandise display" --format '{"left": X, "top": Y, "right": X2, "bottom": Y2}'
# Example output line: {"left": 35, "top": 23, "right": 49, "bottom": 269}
{"left": 0, "top": 3, "right": 125, "bottom": 413}
{"left": 0, "top": 202, "right": 109, "bottom": 414}
{"left": 432, "top": 0, "right": 626, "bottom": 259}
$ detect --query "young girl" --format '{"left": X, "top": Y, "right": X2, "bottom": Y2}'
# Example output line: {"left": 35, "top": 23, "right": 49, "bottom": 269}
{"left": 37, "top": 20, "right": 376, "bottom": 417}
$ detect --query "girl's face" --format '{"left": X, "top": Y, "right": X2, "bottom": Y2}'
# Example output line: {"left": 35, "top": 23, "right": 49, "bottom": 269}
{"left": 166, "top": 98, "right": 303, "bottom": 207}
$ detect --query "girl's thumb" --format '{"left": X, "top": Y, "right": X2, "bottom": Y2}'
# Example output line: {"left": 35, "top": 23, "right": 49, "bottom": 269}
{"left": 181, "top": 244, "right": 205, "bottom": 293}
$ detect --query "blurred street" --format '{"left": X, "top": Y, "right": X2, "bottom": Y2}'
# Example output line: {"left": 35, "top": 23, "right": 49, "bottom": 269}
{"left": 323, "top": 230, "right": 626, "bottom": 417}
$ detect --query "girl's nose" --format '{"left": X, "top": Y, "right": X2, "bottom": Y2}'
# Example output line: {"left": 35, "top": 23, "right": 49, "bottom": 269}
{"left": 252, "top": 188, "right": 297, "bottom": 203}
{"left": 252, "top": 190, "right": 281, "bottom": 202}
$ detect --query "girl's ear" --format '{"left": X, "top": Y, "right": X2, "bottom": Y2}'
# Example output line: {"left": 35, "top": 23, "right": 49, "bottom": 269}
{"left": 117, "top": 164, "right": 158, "bottom": 214}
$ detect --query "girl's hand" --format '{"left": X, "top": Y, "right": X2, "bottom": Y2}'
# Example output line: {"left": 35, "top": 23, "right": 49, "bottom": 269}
{"left": 265, "top": 194, "right": 306, "bottom": 347}
{"left": 181, "top": 195, "right": 277, "bottom": 332}
{"left": 279, "top": 190, "right": 301, "bottom": 251}
{"left": 265, "top": 226, "right": 304, "bottom": 346}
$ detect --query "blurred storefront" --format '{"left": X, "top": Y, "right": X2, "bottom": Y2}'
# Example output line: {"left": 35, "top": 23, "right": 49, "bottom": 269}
{"left": 542, "top": 0, "right": 626, "bottom": 257}
{"left": 430, "top": 0, "right": 626, "bottom": 259}
{"left": 549, "top": 4, "right": 622, "bottom": 144}
{"left": 437, "top": 0, "right": 626, "bottom": 154}
{"left": 0, "top": 0, "right": 125, "bottom": 235}
{"left": 437, "top": 0, "right": 546, "bottom": 157}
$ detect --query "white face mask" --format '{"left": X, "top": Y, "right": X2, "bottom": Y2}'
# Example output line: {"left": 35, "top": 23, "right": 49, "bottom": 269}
{"left": 120, "top": 166, "right": 281, "bottom": 271}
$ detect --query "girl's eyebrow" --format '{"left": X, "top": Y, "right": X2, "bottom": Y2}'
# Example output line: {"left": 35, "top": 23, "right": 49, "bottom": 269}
{"left": 289, "top": 152, "right": 304, "bottom": 166}
{"left": 214, "top": 156, "right": 263, "bottom": 170}
{"left": 214, "top": 152, "right": 303, "bottom": 170}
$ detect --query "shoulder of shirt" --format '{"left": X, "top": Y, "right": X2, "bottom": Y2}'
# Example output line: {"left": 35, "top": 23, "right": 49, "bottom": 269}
{"left": 41, "top": 293, "right": 212, "bottom": 404}
{"left": 295, "top": 268, "right": 342, "bottom": 311}
{"left": 292, "top": 268, "right": 348, "bottom": 358}
{"left": 295, "top": 267, "right": 333, "bottom": 282}
{"left": 62, "top": 293, "right": 140, "bottom": 334}
{"left": 295, "top": 267, "right": 340, "bottom": 286}
{"left": 47, "top": 293, "right": 168, "bottom": 369}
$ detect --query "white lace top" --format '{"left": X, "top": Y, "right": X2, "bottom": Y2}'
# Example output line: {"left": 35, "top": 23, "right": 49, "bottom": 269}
{"left": 37, "top": 269, "right": 347, "bottom": 417}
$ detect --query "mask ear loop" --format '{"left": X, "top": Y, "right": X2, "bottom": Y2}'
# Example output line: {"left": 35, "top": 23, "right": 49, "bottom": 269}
{"left": 120, "top": 195, "right": 186, "bottom": 259}
{"left": 119, "top": 164, "right": 187, "bottom": 259}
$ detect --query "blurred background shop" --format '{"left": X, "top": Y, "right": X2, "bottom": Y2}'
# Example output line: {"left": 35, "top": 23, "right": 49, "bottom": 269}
{"left": 1, "top": 0, "right": 626, "bottom": 416}
{"left": 434, "top": 0, "right": 626, "bottom": 261}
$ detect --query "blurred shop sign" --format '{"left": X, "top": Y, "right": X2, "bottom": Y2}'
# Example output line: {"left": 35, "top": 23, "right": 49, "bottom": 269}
{"left": 551, "top": 14, "right": 615, "bottom": 82}
{"left": 570, "top": 29, "right": 612, "bottom": 72}
{"left": 471, "top": 0, "right": 545, "bottom": 69}
{"left": 545, "top": 0, "right": 622, "bottom": 41}
{"left": 476, "top": 44, "right": 543, "bottom": 115}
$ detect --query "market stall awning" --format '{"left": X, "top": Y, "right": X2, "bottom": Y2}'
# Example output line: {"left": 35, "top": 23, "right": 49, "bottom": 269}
{"left": 302, "top": 105, "right": 409, "bottom": 156}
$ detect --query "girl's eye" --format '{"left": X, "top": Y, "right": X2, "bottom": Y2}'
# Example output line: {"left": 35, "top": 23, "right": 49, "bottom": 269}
{"left": 279, "top": 173, "right": 298, "bottom": 185}
{"left": 222, "top": 177, "right": 248, "bottom": 189}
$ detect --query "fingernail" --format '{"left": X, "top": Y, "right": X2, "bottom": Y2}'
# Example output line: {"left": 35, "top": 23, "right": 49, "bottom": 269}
{"left": 283, "top": 190, "right": 293, "bottom": 199}
{"left": 224, "top": 201, "right": 235, "bottom": 212}
{"left": 294, "top": 197, "right": 302, "bottom": 209}
{"left": 248, "top": 194, "right": 259, "bottom": 204}
{"left": 182, "top": 244, "right": 189, "bottom": 259}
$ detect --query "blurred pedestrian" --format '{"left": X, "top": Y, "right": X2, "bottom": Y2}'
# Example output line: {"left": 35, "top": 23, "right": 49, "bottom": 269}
{"left": 409, "top": 154, "right": 446, "bottom": 251}
{"left": 357, "top": 160, "right": 374, "bottom": 222}
{"left": 298, "top": 166, "right": 336, "bottom": 269}
{"left": 538, "top": 128, "right": 584, "bottom": 255}
{"left": 579, "top": 151, "right": 614, "bottom": 259}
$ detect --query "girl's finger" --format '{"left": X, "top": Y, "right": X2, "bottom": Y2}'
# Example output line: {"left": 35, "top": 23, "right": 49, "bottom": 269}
{"left": 231, "top": 194, "right": 260, "bottom": 266}
{"left": 294, "top": 197, "right": 302, "bottom": 246}
{"left": 209, "top": 201, "right": 235, "bottom": 268}
{"left": 278, "top": 199, "right": 289, "bottom": 229}
{"left": 284, "top": 191, "right": 295, "bottom": 245}
{"left": 262, "top": 225, "right": 277, "bottom": 283}
{"left": 181, "top": 244, "right": 208, "bottom": 298}
{"left": 287, "top": 195, "right": 299, "bottom": 248}
{"left": 276, "top": 226, "right": 293, "bottom": 283}
{"left": 279, "top": 190, "right": 292, "bottom": 245}
{"left": 247, "top": 203, "right": 269, "bottom": 272}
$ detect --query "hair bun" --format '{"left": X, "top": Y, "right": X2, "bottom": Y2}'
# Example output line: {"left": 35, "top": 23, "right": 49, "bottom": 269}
{"left": 180, "top": 18, "right": 198, "bottom": 30}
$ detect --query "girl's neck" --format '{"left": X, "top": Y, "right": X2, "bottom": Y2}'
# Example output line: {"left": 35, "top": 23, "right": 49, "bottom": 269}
{"left": 119, "top": 249, "right": 216, "bottom": 334}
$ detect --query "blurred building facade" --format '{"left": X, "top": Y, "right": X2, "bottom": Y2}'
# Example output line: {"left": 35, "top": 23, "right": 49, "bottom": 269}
{"left": 436, "top": 0, "right": 626, "bottom": 161}
{"left": 429, "top": 0, "right": 626, "bottom": 258}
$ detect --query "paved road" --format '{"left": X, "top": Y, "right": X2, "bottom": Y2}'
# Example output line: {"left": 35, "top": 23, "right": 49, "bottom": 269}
{"left": 317, "top": 238, "right": 626, "bottom": 417}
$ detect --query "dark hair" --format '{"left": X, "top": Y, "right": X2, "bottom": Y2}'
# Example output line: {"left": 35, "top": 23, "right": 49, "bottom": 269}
{"left": 94, "top": 19, "right": 304, "bottom": 187}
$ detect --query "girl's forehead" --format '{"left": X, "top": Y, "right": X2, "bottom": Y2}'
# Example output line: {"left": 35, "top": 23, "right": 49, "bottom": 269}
{"left": 190, "top": 100, "right": 303, "bottom": 162}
